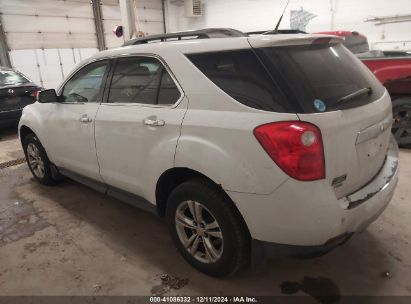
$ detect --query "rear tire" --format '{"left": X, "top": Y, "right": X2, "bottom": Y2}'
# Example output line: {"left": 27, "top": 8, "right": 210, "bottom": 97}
{"left": 23, "top": 134, "right": 57, "bottom": 185}
{"left": 166, "top": 178, "right": 250, "bottom": 277}
{"left": 392, "top": 97, "right": 411, "bottom": 147}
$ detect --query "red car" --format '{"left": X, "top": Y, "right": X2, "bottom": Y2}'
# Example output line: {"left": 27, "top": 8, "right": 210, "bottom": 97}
{"left": 317, "top": 31, "right": 411, "bottom": 146}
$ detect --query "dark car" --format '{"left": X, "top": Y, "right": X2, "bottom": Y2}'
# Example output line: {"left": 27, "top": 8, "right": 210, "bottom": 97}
{"left": 0, "top": 67, "right": 41, "bottom": 128}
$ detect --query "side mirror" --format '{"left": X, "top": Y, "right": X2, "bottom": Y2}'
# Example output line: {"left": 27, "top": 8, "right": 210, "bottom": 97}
{"left": 38, "top": 89, "right": 58, "bottom": 103}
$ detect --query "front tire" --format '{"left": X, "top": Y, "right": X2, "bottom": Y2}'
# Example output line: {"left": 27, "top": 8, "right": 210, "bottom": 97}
{"left": 23, "top": 134, "right": 56, "bottom": 185}
{"left": 166, "top": 178, "right": 250, "bottom": 277}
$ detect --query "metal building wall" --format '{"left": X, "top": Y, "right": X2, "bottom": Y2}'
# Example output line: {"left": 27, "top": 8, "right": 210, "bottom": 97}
{"left": 119, "top": 0, "right": 165, "bottom": 39}
{"left": 10, "top": 48, "right": 97, "bottom": 89}
{"left": 102, "top": 0, "right": 123, "bottom": 49}
{"left": 102, "top": 0, "right": 165, "bottom": 47}
{"left": 0, "top": 0, "right": 98, "bottom": 49}
{"left": 167, "top": 0, "right": 411, "bottom": 51}
{"left": 132, "top": 0, "right": 165, "bottom": 36}
{"left": 0, "top": 0, "right": 165, "bottom": 89}
{"left": 0, "top": 0, "right": 124, "bottom": 89}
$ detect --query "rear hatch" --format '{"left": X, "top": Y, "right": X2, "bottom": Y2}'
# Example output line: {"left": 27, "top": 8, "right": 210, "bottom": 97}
{"left": 248, "top": 35, "right": 392, "bottom": 197}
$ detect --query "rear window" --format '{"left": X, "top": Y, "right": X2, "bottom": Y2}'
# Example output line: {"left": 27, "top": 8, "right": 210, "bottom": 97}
{"left": 188, "top": 43, "right": 384, "bottom": 114}
{"left": 343, "top": 35, "right": 370, "bottom": 54}
{"left": 0, "top": 70, "right": 30, "bottom": 86}
{"left": 256, "top": 43, "right": 384, "bottom": 113}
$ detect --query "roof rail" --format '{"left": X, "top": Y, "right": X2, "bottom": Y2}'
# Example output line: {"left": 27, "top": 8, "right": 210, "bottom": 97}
{"left": 122, "top": 28, "right": 247, "bottom": 46}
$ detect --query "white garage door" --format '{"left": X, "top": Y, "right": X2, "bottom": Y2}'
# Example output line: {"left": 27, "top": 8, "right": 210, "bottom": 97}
{"left": 102, "top": 0, "right": 123, "bottom": 49}
{"left": 0, "top": 0, "right": 165, "bottom": 89}
{"left": 0, "top": 0, "right": 125, "bottom": 89}
{"left": 131, "top": 0, "right": 165, "bottom": 36}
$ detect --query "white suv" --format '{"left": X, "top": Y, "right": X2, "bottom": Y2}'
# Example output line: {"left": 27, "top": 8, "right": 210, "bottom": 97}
{"left": 19, "top": 30, "right": 399, "bottom": 277}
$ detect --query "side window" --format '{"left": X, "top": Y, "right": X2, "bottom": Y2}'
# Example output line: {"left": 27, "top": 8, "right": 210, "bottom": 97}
{"left": 108, "top": 56, "right": 181, "bottom": 105}
{"left": 187, "top": 50, "right": 292, "bottom": 113}
{"left": 158, "top": 69, "right": 181, "bottom": 105}
{"left": 61, "top": 61, "right": 108, "bottom": 103}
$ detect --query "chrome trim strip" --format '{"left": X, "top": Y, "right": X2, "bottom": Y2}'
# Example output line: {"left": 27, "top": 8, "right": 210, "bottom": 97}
{"left": 0, "top": 108, "right": 23, "bottom": 113}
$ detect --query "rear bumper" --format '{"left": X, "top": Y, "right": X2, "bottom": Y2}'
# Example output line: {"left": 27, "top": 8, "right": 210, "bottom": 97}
{"left": 227, "top": 135, "right": 399, "bottom": 248}
{"left": 253, "top": 233, "right": 353, "bottom": 260}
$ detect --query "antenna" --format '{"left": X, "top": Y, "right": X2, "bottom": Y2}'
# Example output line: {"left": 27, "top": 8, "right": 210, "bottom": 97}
{"left": 273, "top": 0, "right": 290, "bottom": 33}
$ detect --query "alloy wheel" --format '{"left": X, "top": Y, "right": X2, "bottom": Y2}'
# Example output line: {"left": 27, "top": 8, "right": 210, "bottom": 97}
{"left": 27, "top": 143, "right": 45, "bottom": 178}
{"left": 175, "top": 200, "right": 223, "bottom": 264}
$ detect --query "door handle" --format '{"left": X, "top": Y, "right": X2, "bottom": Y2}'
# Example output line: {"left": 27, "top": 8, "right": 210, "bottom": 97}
{"left": 143, "top": 119, "right": 165, "bottom": 127}
{"left": 79, "top": 115, "right": 92, "bottom": 123}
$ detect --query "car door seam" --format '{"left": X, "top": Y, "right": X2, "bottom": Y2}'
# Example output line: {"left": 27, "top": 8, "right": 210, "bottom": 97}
{"left": 93, "top": 103, "right": 106, "bottom": 185}
{"left": 173, "top": 97, "right": 189, "bottom": 166}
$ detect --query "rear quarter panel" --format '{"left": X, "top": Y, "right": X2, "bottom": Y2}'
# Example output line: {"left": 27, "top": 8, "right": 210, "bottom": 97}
{"left": 170, "top": 51, "right": 298, "bottom": 194}
{"left": 175, "top": 109, "right": 296, "bottom": 194}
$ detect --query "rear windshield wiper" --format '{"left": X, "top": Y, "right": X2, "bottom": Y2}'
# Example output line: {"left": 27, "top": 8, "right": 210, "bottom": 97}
{"left": 337, "top": 87, "right": 372, "bottom": 105}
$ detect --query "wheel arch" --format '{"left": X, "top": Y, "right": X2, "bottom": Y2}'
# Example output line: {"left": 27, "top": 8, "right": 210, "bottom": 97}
{"left": 155, "top": 167, "right": 250, "bottom": 235}
{"left": 19, "top": 125, "right": 36, "bottom": 145}
{"left": 156, "top": 167, "right": 214, "bottom": 217}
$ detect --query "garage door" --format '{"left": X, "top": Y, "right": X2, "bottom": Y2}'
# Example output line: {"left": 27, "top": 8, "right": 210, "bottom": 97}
{"left": 0, "top": 0, "right": 125, "bottom": 89}
{"left": 130, "top": 0, "right": 165, "bottom": 36}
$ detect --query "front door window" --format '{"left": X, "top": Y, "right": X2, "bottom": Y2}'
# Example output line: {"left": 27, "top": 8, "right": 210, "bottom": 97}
{"left": 61, "top": 61, "right": 108, "bottom": 103}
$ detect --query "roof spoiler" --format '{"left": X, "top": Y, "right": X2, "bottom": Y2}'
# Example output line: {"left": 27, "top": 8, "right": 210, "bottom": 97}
{"left": 247, "top": 34, "right": 344, "bottom": 48}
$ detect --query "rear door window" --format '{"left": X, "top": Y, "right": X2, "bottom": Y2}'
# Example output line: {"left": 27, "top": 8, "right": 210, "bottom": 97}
{"left": 187, "top": 50, "right": 294, "bottom": 112}
{"left": 157, "top": 70, "right": 181, "bottom": 105}
{"left": 108, "top": 56, "right": 181, "bottom": 105}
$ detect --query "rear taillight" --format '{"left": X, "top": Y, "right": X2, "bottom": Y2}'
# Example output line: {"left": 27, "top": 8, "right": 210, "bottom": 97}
{"left": 254, "top": 121, "right": 325, "bottom": 181}
{"left": 30, "top": 90, "right": 40, "bottom": 98}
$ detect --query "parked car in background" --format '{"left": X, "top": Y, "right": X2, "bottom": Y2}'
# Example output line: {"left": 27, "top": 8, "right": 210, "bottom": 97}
{"left": 315, "top": 31, "right": 370, "bottom": 54}
{"left": 19, "top": 31, "right": 399, "bottom": 276}
{"left": 0, "top": 67, "right": 41, "bottom": 128}
{"left": 316, "top": 31, "right": 411, "bottom": 146}
{"left": 359, "top": 52, "right": 411, "bottom": 146}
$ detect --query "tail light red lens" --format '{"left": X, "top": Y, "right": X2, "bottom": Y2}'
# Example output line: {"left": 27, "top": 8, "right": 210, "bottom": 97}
{"left": 254, "top": 121, "right": 325, "bottom": 181}
{"left": 30, "top": 90, "right": 40, "bottom": 98}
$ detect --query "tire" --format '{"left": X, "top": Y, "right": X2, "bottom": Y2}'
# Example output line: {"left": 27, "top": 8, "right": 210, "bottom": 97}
{"left": 23, "top": 134, "right": 57, "bottom": 185}
{"left": 166, "top": 178, "right": 250, "bottom": 277}
{"left": 392, "top": 97, "right": 411, "bottom": 147}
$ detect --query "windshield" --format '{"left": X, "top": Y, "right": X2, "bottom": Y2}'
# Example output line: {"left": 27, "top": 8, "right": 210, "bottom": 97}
{"left": 0, "top": 70, "right": 30, "bottom": 86}
{"left": 255, "top": 43, "right": 384, "bottom": 113}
